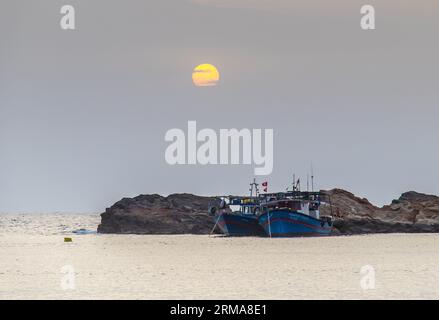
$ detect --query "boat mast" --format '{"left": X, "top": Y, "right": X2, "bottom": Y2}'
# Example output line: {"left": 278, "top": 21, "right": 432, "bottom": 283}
{"left": 292, "top": 173, "right": 301, "bottom": 192}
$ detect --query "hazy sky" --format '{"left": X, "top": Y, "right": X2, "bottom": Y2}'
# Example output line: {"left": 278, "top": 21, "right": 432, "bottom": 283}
{"left": 1, "top": 0, "right": 438, "bottom": 212}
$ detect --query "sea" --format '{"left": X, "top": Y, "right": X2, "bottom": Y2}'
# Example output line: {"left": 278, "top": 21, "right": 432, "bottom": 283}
{"left": 1, "top": 213, "right": 439, "bottom": 299}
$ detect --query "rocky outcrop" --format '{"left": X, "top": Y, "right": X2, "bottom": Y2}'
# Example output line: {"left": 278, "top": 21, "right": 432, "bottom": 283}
{"left": 97, "top": 194, "right": 219, "bottom": 234}
{"left": 98, "top": 189, "right": 439, "bottom": 235}
{"left": 321, "top": 189, "right": 439, "bottom": 234}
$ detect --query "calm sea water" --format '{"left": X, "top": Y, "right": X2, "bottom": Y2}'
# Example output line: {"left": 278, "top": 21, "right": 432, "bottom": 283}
{"left": 1, "top": 213, "right": 439, "bottom": 299}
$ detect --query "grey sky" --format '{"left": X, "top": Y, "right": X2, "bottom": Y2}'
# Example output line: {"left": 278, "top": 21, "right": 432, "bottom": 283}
{"left": 1, "top": 0, "right": 438, "bottom": 212}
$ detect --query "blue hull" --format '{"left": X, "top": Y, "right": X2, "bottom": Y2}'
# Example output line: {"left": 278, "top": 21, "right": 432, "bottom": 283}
{"left": 258, "top": 210, "right": 332, "bottom": 237}
{"left": 216, "top": 213, "right": 266, "bottom": 236}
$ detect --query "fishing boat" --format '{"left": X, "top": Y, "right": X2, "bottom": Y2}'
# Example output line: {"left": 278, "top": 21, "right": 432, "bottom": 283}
{"left": 257, "top": 191, "right": 333, "bottom": 237}
{"left": 209, "top": 180, "right": 266, "bottom": 236}
{"left": 209, "top": 176, "right": 333, "bottom": 237}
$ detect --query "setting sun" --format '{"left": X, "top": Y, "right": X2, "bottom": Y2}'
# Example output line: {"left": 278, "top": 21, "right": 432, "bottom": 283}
{"left": 192, "top": 63, "right": 220, "bottom": 87}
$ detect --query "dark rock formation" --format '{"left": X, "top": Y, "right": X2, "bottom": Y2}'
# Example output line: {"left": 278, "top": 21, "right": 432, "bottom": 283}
{"left": 97, "top": 194, "right": 219, "bottom": 234}
{"left": 321, "top": 189, "right": 439, "bottom": 234}
{"left": 98, "top": 189, "right": 439, "bottom": 235}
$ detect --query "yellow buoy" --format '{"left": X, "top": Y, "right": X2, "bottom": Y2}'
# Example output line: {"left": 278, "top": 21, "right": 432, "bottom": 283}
{"left": 64, "top": 237, "right": 72, "bottom": 242}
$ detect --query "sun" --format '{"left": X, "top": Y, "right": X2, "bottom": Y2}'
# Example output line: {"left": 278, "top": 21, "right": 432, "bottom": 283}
{"left": 192, "top": 64, "right": 220, "bottom": 87}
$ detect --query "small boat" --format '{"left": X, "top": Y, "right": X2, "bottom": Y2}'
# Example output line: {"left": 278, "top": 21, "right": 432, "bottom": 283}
{"left": 257, "top": 192, "right": 333, "bottom": 237}
{"left": 209, "top": 179, "right": 265, "bottom": 236}
{"left": 72, "top": 228, "right": 97, "bottom": 235}
{"left": 215, "top": 211, "right": 265, "bottom": 237}
{"left": 257, "top": 177, "right": 333, "bottom": 237}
